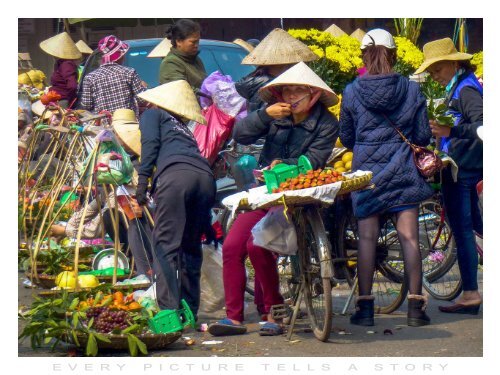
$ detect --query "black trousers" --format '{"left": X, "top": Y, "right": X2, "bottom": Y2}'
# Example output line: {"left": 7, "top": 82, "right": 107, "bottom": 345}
{"left": 152, "top": 164, "right": 216, "bottom": 316}
{"left": 127, "top": 215, "right": 154, "bottom": 276}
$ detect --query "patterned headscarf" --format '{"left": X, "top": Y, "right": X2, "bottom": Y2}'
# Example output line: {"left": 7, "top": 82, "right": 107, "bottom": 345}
{"left": 98, "top": 35, "right": 129, "bottom": 64}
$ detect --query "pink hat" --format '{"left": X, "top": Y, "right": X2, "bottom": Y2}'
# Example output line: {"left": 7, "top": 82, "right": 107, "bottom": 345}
{"left": 98, "top": 35, "right": 129, "bottom": 63}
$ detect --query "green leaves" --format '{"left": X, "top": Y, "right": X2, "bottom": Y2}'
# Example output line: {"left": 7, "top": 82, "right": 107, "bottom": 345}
{"left": 427, "top": 99, "right": 455, "bottom": 127}
{"left": 85, "top": 333, "right": 98, "bottom": 357}
{"left": 126, "top": 334, "right": 148, "bottom": 356}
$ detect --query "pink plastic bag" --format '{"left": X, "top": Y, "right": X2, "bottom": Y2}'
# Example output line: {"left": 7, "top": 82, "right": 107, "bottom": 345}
{"left": 193, "top": 104, "right": 235, "bottom": 166}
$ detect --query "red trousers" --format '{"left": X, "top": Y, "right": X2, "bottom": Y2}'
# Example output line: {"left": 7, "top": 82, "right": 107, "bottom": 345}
{"left": 222, "top": 209, "right": 284, "bottom": 322}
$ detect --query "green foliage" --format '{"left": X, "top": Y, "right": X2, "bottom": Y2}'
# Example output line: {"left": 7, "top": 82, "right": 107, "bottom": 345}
{"left": 420, "top": 74, "right": 447, "bottom": 100}
{"left": 394, "top": 18, "right": 423, "bottom": 45}
{"left": 288, "top": 29, "right": 363, "bottom": 93}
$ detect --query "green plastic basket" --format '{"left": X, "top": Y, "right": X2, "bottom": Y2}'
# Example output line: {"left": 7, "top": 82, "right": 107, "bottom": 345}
{"left": 148, "top": 299, "right": 196, "bottom": 334}
{"left": 263, "top": 155, "right": 313, "bottom": 193}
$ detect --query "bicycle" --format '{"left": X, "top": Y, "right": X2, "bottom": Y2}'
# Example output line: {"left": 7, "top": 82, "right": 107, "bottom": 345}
{"left": 328, "top": 197, "right": 409, "bottom": 314}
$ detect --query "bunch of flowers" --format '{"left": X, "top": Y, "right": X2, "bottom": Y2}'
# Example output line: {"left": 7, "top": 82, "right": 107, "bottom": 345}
{"left": 328, "top": 94, "right": 342, "bottom": 120}
{"left": 288, "top": 29, "right": 363, "bottom": 93}
{"left": 471, "top": 51, "right": 483, "bottom": 79}
{"left": 393, "top": 36, "right": 424, "bottom": 77}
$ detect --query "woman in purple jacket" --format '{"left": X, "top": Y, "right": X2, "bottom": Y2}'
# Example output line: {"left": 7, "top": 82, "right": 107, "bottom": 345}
{"left": 39, "top": 32, "right": 82, "bottom": 107}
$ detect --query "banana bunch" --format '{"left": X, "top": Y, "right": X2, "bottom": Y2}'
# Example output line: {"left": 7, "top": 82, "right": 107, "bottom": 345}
{"left": 18, "top": 69, "right": 46, "bottom": 90}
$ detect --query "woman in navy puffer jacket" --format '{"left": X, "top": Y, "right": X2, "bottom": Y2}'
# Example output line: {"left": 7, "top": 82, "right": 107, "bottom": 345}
{"left": 339, "top": 29, "right": 433, "bottom": 327}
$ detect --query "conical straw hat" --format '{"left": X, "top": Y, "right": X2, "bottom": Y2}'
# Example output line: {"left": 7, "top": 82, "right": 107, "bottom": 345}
{"left": 39, "top": 32, "right": 82, "bottom": 60}
{"left": 350, "top": 28, "right": 366, "bottom": 42}
{"left": 259, "top": 61, "right": 339, "bottom": 107}
{"left": 241, "top": 28, "right": 318, "bottom": 66}
{"left": 112, "top": 109, "right": 141, "bottom": 156}
{"left": 233, "top": 38, "right": 254, "bottom": 53}
{"left": 147, "top": 38, "right": 172, "bottom": 58}
{"left": 137, "top": 80, "right": 206, "bottom": 124}
{"left": 324, "top": 24, "right": 346, "bottom": 37}
{"left": 414, "top": 37, "right": 472, "bottom": 74}
{"left": 75, "top": 40, "right": 93, "bottom": 55}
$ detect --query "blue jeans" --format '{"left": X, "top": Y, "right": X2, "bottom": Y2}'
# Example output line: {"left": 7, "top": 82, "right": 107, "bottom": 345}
{"left": 442, "top": 170, "right": 483, "bottom": 291}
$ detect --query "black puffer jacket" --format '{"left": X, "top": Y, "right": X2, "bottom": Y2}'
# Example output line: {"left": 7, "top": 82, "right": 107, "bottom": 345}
{"left": 235, "top": 69, "right": 273, "bottom": 113}
{"left": 233, "top": 103, "right": 339, "bottom": 169}
{"left": 340, "top": 73, "right": 433, "bottom": 218}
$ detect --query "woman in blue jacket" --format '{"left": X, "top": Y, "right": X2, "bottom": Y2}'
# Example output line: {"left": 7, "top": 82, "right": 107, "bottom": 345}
{"left": 339, "top": 29, "right": 433, "bottom": 327}
{"left": 415, "top": 38, "right": 483, "bottom": 315}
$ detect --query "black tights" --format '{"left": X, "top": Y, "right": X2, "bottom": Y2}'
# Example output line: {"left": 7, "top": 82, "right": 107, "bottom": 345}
{"left": 357, "top": 207, "right": 422, "bottom": 296}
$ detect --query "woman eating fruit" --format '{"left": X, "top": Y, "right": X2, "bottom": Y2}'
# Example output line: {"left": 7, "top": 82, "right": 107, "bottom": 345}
{"left": 208, "top": 61, "right": 339, "bottom": 337}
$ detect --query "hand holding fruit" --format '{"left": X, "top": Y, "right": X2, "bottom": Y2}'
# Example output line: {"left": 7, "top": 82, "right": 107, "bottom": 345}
{"left": 266, "top": 103, "right": 292, "bottom": 119}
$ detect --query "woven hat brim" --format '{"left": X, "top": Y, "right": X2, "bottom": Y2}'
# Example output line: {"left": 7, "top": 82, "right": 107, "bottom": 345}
{"left": 32, "top": 100, "right": 52, "bottom": 119}
{"left": 39, "top": 33, "right": 82, "bottom": 60}
{"left": 137, "top": 81, "right": 206, "bottom": 125}
{"left": 241, "top": 28, "right": 318, "bottom": 66}
{"left": 147, "top": 38, "right": 172, "bottom": 58}
{"left": 113, "top": 123, "right": 141, "bottom": 156}
{"left": 233, "top": 39, "right": 254, "bottom": 53}
{"left": 259, "top": 84, "right": 338, "bottom": 108}
{"left": 76, "top": 40, "right": 93, "bottom": 55}
{"left": 258, "top": 62, "right": 339, "bottom": 107}
{"left": 414, "top": 52, "right": 473, "bottom": 74}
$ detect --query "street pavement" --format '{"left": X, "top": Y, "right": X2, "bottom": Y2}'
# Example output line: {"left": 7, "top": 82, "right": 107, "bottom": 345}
{"left": 18, "top": 269, "right": 483, "bottom": 358}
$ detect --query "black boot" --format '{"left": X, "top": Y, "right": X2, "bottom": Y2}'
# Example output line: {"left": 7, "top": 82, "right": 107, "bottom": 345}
{"left": 350, "top": 295, "right": 375, "bottom": 326}
{"left": 407, "top": 294, "right": 431, "bottom": 327}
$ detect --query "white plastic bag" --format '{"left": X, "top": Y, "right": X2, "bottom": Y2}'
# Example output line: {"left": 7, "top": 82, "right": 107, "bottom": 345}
{"left": 251, "top": 207, "right": 298, "bottom": 255}
{"left": 199, "top": 244, "right": 226, "bottom": 313}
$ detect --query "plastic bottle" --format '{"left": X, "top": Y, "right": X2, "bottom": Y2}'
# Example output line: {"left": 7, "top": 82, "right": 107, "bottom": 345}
{"left": 232, "top": 154, "right": 258, "bottom": 191}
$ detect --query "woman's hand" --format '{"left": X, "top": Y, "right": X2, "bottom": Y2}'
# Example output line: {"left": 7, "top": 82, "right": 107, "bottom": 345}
{"left": 270, "top": 159, "right": 283, "bottom": 169}
{"left": 430, "top": 120, "right": 451, "bottom": 138}
{"left": 266, "top": 103, "right": 291, "bottom": 119}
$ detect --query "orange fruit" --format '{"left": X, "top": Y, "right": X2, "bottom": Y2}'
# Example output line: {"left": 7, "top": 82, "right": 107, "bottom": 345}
{"left": 128, "top": 302, "right": 142, "bottom": 311}
{"left": 113, "top": 291, "right": 124, "bottom": 303}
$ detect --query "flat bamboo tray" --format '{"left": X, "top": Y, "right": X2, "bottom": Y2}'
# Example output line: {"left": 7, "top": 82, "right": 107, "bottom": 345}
{"left": 26, "top": 272, "right": 135, "bottom": 289}
{"left": 237, "top": 173, "right": 373, "bottom": 210}
{"left": 65, "top": 331, "right": 182, "bottom": 351}
{"left": 37, "top": 282, "right": 151, "bottom": 298}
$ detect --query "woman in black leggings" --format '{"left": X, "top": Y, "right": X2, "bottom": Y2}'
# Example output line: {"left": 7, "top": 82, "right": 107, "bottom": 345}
{"left": 339, "top": 29, "right": 433, "bottom": 327}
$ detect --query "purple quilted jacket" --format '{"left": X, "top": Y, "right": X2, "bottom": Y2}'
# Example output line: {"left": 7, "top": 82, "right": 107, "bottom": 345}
{"left": 339, "top": 73, "right": 433, "bottom": 218}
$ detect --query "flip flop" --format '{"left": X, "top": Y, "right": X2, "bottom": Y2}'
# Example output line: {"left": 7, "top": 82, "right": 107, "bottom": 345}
{"left": 208, "top": 318, "right": 247, "bottom": 336}
{"left": 259, "top": 322, "right": 284, "bottom": 336}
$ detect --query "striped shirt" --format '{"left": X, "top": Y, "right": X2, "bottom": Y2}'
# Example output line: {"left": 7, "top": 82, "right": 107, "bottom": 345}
{"left": 80, "top": 63, "right": 145, "bottom": 116}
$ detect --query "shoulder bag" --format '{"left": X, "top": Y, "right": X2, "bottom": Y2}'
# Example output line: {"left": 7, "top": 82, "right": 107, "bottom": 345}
{"left": 382, "top": 113, "right": 443, "bottom": 178}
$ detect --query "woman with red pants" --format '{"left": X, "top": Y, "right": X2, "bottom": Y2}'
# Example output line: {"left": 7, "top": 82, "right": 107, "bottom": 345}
{"left": 208, "top": 62, "right": 339, "bottom": 336}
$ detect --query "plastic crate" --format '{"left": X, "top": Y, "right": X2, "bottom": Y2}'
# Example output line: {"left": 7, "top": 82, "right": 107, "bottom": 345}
{"left": 148, "top": 299, "right": 196, "bottom": 334}
{"left": 263, "top": 155, "right": 313, "bottom": 193}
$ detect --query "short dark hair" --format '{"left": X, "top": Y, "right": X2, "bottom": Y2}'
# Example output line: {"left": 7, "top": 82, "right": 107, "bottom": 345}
{"left": 458, "top": 60, "right": 476, "bottom": 73}
{"left": 362, "top": 45, "right": 397, "bottom": 75}
{"left": 165, "top": 19, "right": 201, "bottom": 47}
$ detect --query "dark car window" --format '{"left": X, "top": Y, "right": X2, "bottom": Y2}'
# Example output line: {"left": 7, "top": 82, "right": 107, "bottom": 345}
{"left": 78, "top": 40, "right": 255, "bottom": 91}
{"left": 198, "top": 49, "right": 221, "bottom": 76}
{"left": 124, "top": 46, "right": 161, "bottom": 87}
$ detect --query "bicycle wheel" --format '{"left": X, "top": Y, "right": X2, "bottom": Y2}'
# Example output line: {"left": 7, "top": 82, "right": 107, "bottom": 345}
{"left": 295, "top": 206, "right": 333, "bottom": 342}
{"left": 277, "top": 255, "right": 300, "bottom": 302}
{"left": 418, "top": 200, "right": 462, "bottom": 300}
{"left": 372, "top": 215, "right": 408, "bottom": 313}
{"left": 331, "top": 199, "right": 357, "bottom": 286}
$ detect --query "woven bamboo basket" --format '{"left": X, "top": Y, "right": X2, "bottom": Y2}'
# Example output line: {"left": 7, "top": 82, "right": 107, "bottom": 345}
{"left": 236, "top": 173, "right": 373, "bottom": 211}
{"left": 27, "top": 271, "right": 134, "bottom": 289}
{"left": 338, "top": 173, "right": 373, "bottom": 195}
{"left": 66, "top": 331, "right": 182, "bottom": 351}
{"left": 25, "top": 273, "right": 58, "bottom": 289}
